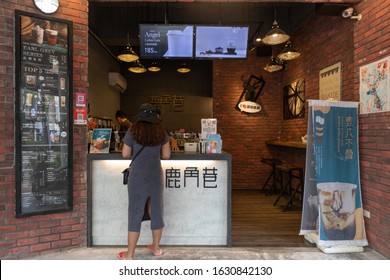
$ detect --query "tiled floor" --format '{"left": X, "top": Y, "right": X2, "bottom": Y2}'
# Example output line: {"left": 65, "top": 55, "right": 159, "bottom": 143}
{"left": 29, "top": 245, "right": 386, "bottom": 260}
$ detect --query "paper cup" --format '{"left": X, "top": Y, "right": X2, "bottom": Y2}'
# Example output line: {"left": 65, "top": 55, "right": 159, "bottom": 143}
{"left": 318, "top": 182, "right": 357, "bottom": 240}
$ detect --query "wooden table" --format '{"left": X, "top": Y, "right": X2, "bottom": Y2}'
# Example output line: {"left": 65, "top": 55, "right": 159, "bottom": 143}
{"left": 265, "top": 140, "right": 307, "bottom": 149}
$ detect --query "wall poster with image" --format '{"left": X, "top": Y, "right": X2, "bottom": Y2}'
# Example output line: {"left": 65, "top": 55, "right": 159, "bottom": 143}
{"left": 319, "top": 62, "right": 342, "bottom": 101}
{"left": 15, "top": 10, "right": 73, "bottom": 217}
{"left": 359, "top": 56, "right": 390, "bottom": 114}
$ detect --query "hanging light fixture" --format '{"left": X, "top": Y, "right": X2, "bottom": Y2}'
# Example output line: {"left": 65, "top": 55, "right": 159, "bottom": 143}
{"left": 262, "top": 6, "right": 290, "bottom": 46}
{"left": 118, "top": 40, "right": 139, "bottom": 63}
{"left": 147, "top": 61, "right": 161, "bottom": 72}
{"left": 128, "top": 60, "right": 147, "bottom": 74}
{"left": 263, "top": 56, "right": 284, "bottom": 73}
{"left": 177, "top": 62, "right": 190, "bottom": 74}
{"left": 262, "top": 20, "right": 290, "bottom": 46}
{"left": 278, "top": 41, "right": 301, "bottom": 61}
{"left": 117, "top": 3, "right": 139, "bottom": 63}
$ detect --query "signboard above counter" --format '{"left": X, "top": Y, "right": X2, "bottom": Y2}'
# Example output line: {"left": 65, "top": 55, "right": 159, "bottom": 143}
{"left": 139, "top": 24, "right": 194, "bottom": 58}
{"left": 139, "top": 24, "right": 249, "bottom": 59}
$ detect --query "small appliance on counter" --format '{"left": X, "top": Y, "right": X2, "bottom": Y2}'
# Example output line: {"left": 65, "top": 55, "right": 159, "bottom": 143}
{"left": 184, "top": 142, "right": 197, "bottom": 152}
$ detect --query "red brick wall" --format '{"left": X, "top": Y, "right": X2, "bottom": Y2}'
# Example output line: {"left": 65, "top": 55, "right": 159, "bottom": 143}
{"left": 0, "top": 0, "right": 89, "bottom": 259}
{"left": 213, "top": 55, "right": 284, "bottom": 190}
{"left": 214, "top": 0, "right": 390, "bottom": 259}
{"left": 353, "top": 0, "right": 390, "bottom": 259}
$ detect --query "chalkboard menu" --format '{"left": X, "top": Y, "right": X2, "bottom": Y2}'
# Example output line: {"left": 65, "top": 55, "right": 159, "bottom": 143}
{"left": 15, "top": 11, "right": 73, "bottom": 217}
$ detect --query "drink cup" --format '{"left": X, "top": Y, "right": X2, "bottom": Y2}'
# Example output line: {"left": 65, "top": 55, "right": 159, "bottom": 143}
{"left": 317, "top": 182, "right": 357, "bottom": 240}
{"left": 25, "top": 75, "right": 37, "bottom": 88}
{"left": 26, "top": 92, "right": 33, "bottom": 106}
{"left": 52, "top": 59, "right": 59, "bottom": 74}
{"left": 61, "top": 96, "right": 66, "bottom": 107}
{"left": 54, "top": 96, "right": 59, "bottom": 107}
{"left": 166, "top": 30, "right": 192, "bottom": 57}
{"left": 46, "top": 29, "right": 58, "bottom": 46}
{"left": 32, "top": 25, "right": 44, "bottom": 44}
{"left": 60, "top": 77, "right": 66, "bottom": 90}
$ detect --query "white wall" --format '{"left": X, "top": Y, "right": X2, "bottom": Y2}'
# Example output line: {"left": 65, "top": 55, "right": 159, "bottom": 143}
{"left": 88, "top": 33, "right": 122, "bottom": 126}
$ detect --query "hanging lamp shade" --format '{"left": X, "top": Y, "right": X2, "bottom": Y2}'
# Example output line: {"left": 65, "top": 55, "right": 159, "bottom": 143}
{"left": 264, "top": 56, "right": 283, "bottom": 73}
{"left": 128, "top": 60, "right": 147, "bottom": 74}
{"left": 262, "top": 20, "right": 290, "bottom": 46}
{"left": 278, "top": 41, "right": 301, "bottom": 61}
{"left": 118, "top": 44, "right": 139, "bottom": 63}
{"left": 148, "top": 61, "right": 161, "bottom": 72}
{"left": 177, "top": 62, "right": 190, "bottom": 73}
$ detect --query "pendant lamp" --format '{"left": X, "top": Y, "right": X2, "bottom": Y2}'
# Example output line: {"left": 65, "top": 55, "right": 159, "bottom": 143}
{"left": 263, "top": 56, "right": 283, "bottom": 73}
{"left": 118, "top": 34, "right": 139, "bottom": 63}
{"left": 262, "top": 20, "right": 290, "bottom": 46}
{"left": 278, "top": 41, "right": 301, "bottom": 61}
{"left": 128, "top": 60, "right": 147, "bottom": 74}
{"left": 148, "top": 61, "right": 161, "bottom": 72}
{"left": 118, "top": 3, "right": 139, "bottom": 63}
{"left": 177, "top": 62, "right": 191, "bottom": 73}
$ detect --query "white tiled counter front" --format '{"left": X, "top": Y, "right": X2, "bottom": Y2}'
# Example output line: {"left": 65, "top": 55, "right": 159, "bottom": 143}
{"left": 87, "top": 152, "right": 232, "bottom": 247}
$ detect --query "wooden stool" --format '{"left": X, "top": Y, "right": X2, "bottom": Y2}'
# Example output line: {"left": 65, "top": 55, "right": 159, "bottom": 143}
{"left": 260, "top": 158, "right": 282, "bottom": 194}
{"left": 273, "top": 164, "right": 304, "bottom": 211}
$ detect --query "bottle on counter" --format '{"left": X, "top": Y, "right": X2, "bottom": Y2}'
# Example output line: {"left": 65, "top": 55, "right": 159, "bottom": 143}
{"left": 199, "top": 138, "right": 206, "bottom": 154}
{"left": 114, "top": 131, "right": 121, "bottom": 151}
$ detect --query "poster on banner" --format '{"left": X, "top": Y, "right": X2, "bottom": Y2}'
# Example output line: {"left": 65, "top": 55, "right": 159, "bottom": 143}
{"left": 359, "top": 56, "right": 390, "bottom": 114}
{"left": 305, "top": 100, "right": 368, "bottom": 247}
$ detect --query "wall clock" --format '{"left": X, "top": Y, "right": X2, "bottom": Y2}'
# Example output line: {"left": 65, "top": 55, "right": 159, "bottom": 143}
{"left": 283, "top": 80, "right": 305, "bottom": 120}
{"left": 33, "top": 0, "right": 59, "bottom": 14}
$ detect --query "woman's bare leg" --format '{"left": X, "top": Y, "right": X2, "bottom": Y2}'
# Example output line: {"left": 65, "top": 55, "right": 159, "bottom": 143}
{"left": 125, "top": 231, "right": 140, "bottom": 260}
{"left": 151, "top": 228, "right": 163, "bottom": 252}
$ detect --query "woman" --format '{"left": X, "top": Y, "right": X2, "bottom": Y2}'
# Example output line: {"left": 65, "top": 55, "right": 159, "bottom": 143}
{"left": 119, "top": 103, "right": 171, "bottom": 260}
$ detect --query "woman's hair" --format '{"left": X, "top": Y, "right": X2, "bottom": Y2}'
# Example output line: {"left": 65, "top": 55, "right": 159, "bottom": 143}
{"left": 131, "top": 121, "right": 167, "bottom": 146}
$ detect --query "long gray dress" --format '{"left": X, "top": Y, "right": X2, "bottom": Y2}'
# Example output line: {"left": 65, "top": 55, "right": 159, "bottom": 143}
{"left": 122, "top": 132, "right": 169, "bottom": 232}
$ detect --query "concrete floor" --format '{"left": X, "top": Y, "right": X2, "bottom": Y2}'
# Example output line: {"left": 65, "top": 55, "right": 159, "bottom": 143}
{"left": 30, "top": 245, "right": 386, "bottom": 260}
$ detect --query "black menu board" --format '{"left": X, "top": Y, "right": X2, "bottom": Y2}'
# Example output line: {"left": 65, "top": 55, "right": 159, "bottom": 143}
{"left": 15, "top": 11, "right": 73, "bottom": 217}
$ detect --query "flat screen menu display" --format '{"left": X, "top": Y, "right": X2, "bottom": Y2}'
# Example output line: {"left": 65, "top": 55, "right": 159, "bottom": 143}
{"left": 195, "top": 26, "right": 249, "bottom": 59}
{"left": 139, "top": 24, "right": 194, "bottom": 58}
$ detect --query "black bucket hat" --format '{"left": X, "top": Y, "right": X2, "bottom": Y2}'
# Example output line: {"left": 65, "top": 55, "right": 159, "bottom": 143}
{"left": 133, "top": 103, "right": 161, "bottom": 124}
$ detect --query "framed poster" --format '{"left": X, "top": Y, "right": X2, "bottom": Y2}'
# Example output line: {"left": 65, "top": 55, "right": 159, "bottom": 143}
{"left": 359, "top": 56, "right": 390, "bottom": 114}
{"left": 319, "top": 62, "right": 341, "bottom": 101}
{"left": 15, "top": 11, "right": 73, "bottom": 217}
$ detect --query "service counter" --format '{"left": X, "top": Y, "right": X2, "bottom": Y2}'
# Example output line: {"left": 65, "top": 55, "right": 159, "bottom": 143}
{"left": 87, "top": 151, "right": 232, "bottom": 247}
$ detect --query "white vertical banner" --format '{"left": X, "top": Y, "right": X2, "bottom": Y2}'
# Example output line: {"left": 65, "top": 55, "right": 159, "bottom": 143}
{"left": 300, "top": 104, "right": 318, "bottom": 234}
{"left": 301, "top": 100, "right": 368, "bottom": 248}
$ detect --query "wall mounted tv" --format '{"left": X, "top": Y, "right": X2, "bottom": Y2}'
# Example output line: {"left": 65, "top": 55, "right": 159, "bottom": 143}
{"left": 139, "top": 24, "right": 194, "bottom": 58}
{"left": 195, "top": 26, "right": 249, "bottom": 59}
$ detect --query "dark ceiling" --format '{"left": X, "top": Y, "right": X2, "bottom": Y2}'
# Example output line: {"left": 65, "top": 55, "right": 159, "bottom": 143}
{"left": 89, "top": 1, "right": 352, "bottom": 57}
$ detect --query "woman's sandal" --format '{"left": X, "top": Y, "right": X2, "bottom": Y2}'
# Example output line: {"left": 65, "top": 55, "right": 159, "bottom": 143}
{"left": 118, "top": 251, "right": 126, "bottom": 260}
{"left": 147, "top": 243, "right": 163, "bottom": 256}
